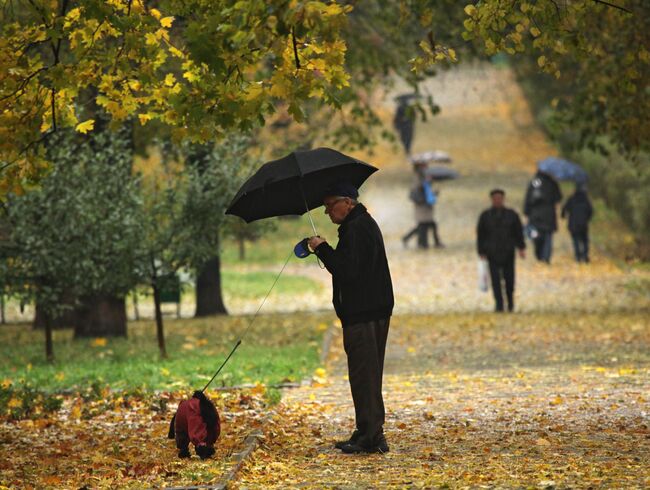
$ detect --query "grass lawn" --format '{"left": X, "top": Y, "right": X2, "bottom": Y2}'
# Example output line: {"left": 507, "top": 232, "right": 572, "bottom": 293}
{"left": 221, "top": 211, "right": 339, "bottom": 266}
{"left": 0, "top": 311, "right": 336, "bottom": 394}
{"left": 221, "top": 270, "right": 322, "bottom": 298}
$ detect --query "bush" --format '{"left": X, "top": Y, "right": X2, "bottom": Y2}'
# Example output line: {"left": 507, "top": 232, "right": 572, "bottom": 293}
{"left": 0, "top": 382, "right": 63, "bottom": 420}
{"left": 574, "top": 147, "right": 650, "bottom": 259}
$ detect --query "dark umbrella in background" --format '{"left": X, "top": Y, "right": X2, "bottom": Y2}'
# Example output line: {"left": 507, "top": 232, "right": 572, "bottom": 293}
{"left": 537, "top": 157, "right": 588, "bottom": 184}
{"left": 425, "top": 165, "right": 459, "bottom": 181}
{"left": 226, "top": 147, "right": 378, "bottom": 234}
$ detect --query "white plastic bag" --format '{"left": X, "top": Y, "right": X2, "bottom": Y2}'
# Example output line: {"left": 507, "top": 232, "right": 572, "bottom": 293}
{"left": 478, "top": 259, "right": 489, "bottom": 292}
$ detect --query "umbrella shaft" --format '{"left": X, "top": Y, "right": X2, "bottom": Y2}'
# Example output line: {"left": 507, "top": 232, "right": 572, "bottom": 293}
{"left": 306, "top": 209, "right": 318, "bottom": 236}
{"left": 299, "top": 181, "right": 318, "bottom": 236}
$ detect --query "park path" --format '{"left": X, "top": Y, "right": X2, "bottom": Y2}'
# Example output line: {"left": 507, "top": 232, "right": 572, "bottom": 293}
{"left": 232, "top": 64, "right": 650, "bottom": 488}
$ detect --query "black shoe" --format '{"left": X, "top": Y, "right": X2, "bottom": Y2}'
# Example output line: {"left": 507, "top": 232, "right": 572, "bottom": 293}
{"left": 178, "top": 448, "right": 191, "bottom": 458}
{"left": 340, "top": 434, "right": 389, "bottom": 454}
{"left": 334, "top": 430, "right": 361, "bottom": 450}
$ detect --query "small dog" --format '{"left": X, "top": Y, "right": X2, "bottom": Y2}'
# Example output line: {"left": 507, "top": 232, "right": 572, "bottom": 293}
{"left": 168, "top": 390, "right": 220, "bottom": 459}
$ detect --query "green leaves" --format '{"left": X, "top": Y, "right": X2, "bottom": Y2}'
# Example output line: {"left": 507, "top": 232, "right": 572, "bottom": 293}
{"left": 455, "top": 0, "right": 649, "bottom": 155}
{"left": 0, "top": 0, "right": 353, "bottom": 196}
{"left": 7, "top": 125, "right": 141, "bottom": 315}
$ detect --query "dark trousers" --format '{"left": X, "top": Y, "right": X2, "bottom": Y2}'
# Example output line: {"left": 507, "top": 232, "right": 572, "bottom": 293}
{"left": 343, "top": 318, "right": 390, "bottom": 446}
{"left": 403, "top": 221, "right": 441, "bottom": 248}
{"left": 533, "top": 231, "right": 553, "bottom": 263}
{"left": 571, "top": 230, "right": 589, "bottom": 262}
{"left": 488, "top": 257, "right": 515, "bottom": 311}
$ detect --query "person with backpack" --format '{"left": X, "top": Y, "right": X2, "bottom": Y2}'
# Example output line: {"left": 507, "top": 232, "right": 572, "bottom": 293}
{"left": 561, "top": 185, "right": 594, "bottom": 263}
{"left": 523, "top": 170, "right": 562, "bottom": 263}
{"left": 402, "top": 163, "right": 443, "bottom": 249}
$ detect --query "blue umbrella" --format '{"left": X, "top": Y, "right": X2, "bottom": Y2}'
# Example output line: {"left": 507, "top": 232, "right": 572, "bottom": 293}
{"left": 537, "top": 157, "right": 588, "bottom": 184}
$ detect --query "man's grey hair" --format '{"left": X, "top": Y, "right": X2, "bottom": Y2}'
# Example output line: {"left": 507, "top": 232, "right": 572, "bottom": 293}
{"left": 333, "top": 196, "right": 358, "bottom": 205}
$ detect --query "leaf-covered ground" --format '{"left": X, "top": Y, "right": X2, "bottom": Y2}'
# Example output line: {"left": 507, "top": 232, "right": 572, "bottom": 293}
{"left": 234, "top": 67, "right": 650, "bottom": 488}
{"left": 0, "top": 387, "right": 271, "bottom": 489}
{"left": 235, "top": 312, "right": 650, "bottom": 489}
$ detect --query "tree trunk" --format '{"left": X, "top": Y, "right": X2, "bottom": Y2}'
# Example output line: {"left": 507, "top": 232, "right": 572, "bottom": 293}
{"left": 132, "top": 290, "right": 140, "bottom": 321}
{"left": 238, "top": 237, "right": 246, "bottom": 261}
{"left": 195, "top": 255, "right": 227, "bottom": 317}
{"left": 33, "top": 301, "right": 77, "bottom": 330}
{"left": 73, "top": 294, "right": 127, "bottom": 338}
{"left": 0, "top": 294, "right": 4, "bottom": 324}
{"left": 152, "top": 283, "right": 167, "bottom": 359}
{"left": 33, "top": 291, "right": 77, "bottom": 329}
{"left": 44, "top": 312, "right": 54, "bottom": 363}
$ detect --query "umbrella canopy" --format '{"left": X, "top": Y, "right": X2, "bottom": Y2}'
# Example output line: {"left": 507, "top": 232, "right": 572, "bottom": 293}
{"left": 425, "top": 165, "right": 459, "bottom": 181}
{"left": 537, "top": 157, "right": 588, "bottom": 184}
{"left": 394, "top": 93, "right": 419, "bottom": 104}
{"left": 410, "top": 150, "right": 452, "bottom": 165}
{"left": 226, "top": 148, "right": 378, "bottom": 223}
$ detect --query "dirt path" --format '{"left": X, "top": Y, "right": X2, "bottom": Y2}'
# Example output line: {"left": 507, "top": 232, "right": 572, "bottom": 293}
{"left": 232, "top": 64, "right": 650, "bottom": 489}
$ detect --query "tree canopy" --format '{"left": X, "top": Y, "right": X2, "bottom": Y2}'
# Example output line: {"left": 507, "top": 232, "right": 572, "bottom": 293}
{"left": 0, "top": 0, "right": 351, "bottom": 194}
{"left": 1, "top": 0, "right": 647, "bottom": 196}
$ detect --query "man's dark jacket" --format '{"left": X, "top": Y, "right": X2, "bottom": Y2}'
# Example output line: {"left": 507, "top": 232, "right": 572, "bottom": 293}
{"left": 477, "top": 206, "right": 525, "bottom": 263}
{"left": 561, "top": 191, "right": 593, "bottom": 234}
{"left": 314, "top": 204, "right": 394, "bottom": 327}
{"left": 524, "top": 171, "right": 562, "bottom": 232}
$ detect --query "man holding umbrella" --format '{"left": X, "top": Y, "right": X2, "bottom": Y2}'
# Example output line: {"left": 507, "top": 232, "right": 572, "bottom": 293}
{"left": 308, "top": 182, "right": 394, "bottom": 454}
{"left": 226, "top": 148, "right": 391, "bottom": 453}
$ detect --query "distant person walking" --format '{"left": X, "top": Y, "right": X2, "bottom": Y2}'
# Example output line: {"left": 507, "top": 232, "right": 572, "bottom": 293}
{"left": 524, "top": 170, "right": 562, "bottom": 263}
{"left": 402, "top": 163, "right": 443, "bottom": 249}
{"left": 561, "top": 185, "right": 593, "bottom": 263}
{"left": 477, "top": 189, "right": 526, "bottom": 312}
{"left": 393, "top": 95, "right": 415, "bottom": 156}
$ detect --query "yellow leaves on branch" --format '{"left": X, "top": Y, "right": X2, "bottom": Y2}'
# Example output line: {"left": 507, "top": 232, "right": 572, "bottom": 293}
{"left": 464, "top": 4, "right": 477, "bottom": 17}
{"left": 160, "top": 17, "right": 175, "bottom": 28}
{"left": 75, "top": 119, "right": 95, "bottom": 134}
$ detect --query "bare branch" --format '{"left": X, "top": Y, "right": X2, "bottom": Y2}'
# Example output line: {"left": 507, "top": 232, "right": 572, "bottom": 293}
{"left": 0, "top": 66, "right": 48, "bottom": 103}
{"left": 291, "top": 27, "right": 301, "bottom": 70}
{"left": 591, "top": 0, "right": 633, "bottom": 14}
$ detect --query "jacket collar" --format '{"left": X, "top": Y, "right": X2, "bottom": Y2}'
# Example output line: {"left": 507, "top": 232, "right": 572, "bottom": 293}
{"left": 339, "top": 203, "right": 366, "bottom": 231}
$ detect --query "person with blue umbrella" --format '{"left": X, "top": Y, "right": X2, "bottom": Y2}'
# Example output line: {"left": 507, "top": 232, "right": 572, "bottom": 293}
{"left": 524, "top": 164, "right": 563, "bottom": 263}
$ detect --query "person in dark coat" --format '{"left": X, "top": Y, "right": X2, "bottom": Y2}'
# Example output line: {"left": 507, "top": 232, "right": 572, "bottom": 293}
{"left": 393, "top": 95, "right": 415, "bottom": 156}
{"left": 561, "top": 185, "right": 593, "bottom": 262}
{"left": 308, "top": 181, "right": 394, "bottom": 455}
{"left": 524, "top": 170, "right": 562, "bottom": 263}
{"left": 168, "top": 391, "right": 220, "bottom": 459}
{"left": 477, "top": 189, "right": 526, "bottom": 312}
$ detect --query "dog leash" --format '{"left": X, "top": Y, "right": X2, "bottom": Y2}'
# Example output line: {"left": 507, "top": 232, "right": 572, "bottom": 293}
{"left": 201, "top": 249, "right": 295, "bottom": 392}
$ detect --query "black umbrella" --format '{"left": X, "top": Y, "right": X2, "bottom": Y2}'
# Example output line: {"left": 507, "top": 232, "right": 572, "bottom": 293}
{"left": 226, "top": 147, "right": 378, "bottom": 231}
{"left": 425, "top": 165, "right": 459, "bottom": 181}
